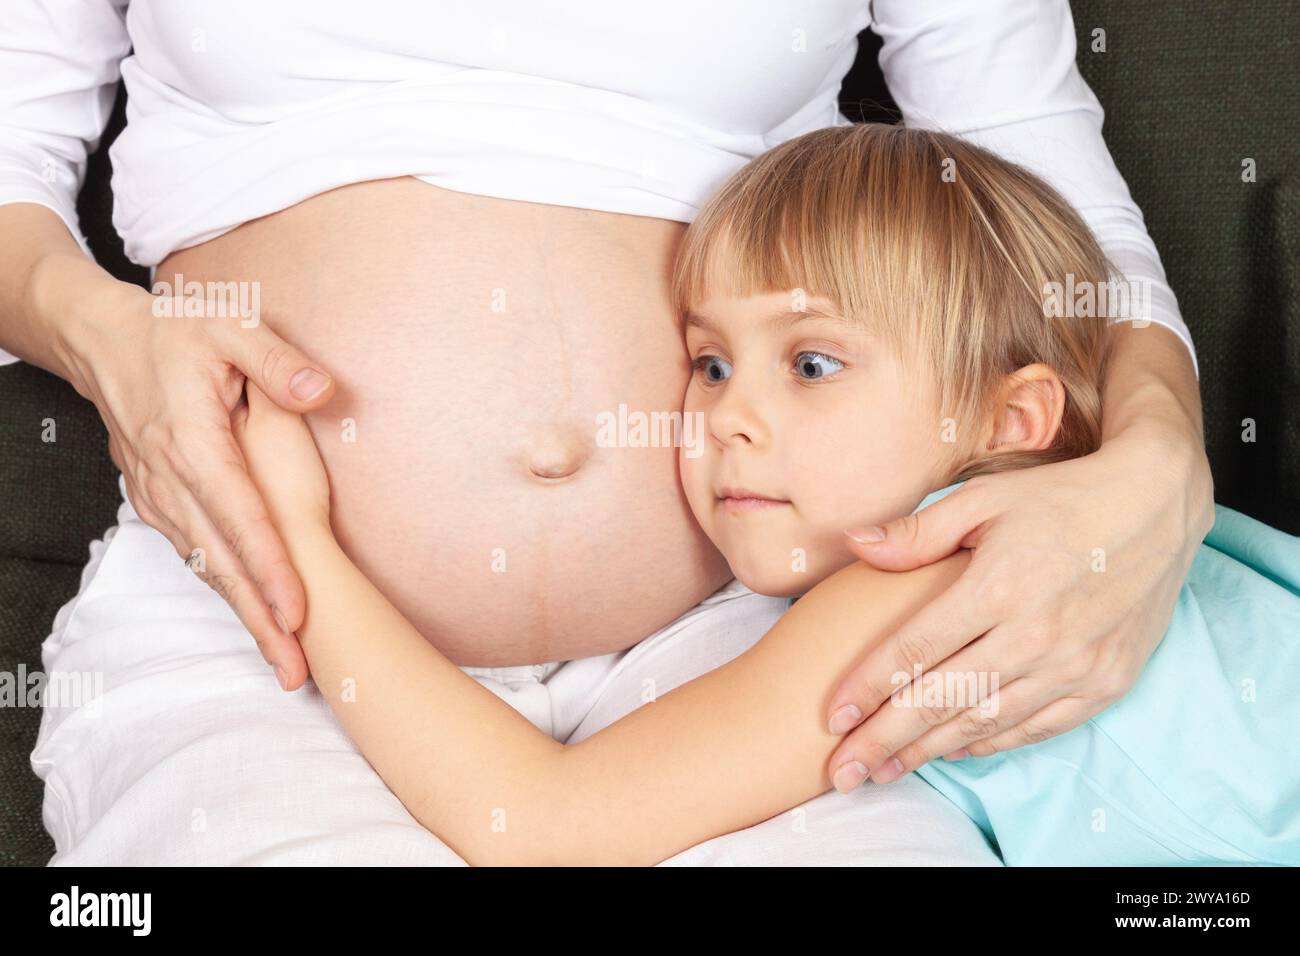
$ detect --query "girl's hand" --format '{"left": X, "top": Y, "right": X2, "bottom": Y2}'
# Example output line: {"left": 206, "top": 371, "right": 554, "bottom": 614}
{"left": 231, "top": 380, "right": 332, "bottom": 539}
{"left": 823, "top": 418, "right": 1214, "bottom": 790}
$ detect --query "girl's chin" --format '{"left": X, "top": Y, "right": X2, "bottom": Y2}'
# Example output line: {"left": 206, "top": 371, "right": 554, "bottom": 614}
{"left": 727, "top": 546, "right": 856, "bottom": 599}
{"left": 741, "top": 579, "right": 799, "bottom": 599}
{"left": 727, "top": 561, "right": 804, "bottom": 600}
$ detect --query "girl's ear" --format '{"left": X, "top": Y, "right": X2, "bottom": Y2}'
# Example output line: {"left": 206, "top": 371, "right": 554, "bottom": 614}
{"left": 984, "top": 363, "right": 1066, "bottom": 453}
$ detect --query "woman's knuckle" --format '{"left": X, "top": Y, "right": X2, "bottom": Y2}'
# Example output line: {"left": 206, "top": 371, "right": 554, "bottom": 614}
{"left": 851, "top": 735, "right": 895, "bottom": 770}
{"left": 1018, "top": 632, "right": 1053, "bottom": 670}
{"left": 1088, "top": 638, "right": 1124, "bottom": 675}
{"left": 140, "top": 469, "right": 171, "bottom": 510}
{"left": 957, "top": 708, "right": 1000, "bottom": 741}
{"left": 136, "top": 414, "right": 173, "bottom": 457}
{"left": 855, "top": 674, "right": 896, "bottom": 711}
{"left": 1022, "top": 624, "right": 1061, "bottom": 668}
{"left": 206, "top": 572, "right": 238, "bottom": 604}
{"left": 162, "top": 437, "right": 200, "bottom": 489}
{"left": 896, "top": 513, "right": 921, "bottom": 546}
{"left": 1019, "top": 719, "right": 1057, "bottom": 746}
{"left": 911, "top": 699, "right": 954, "bottom": 729}
{"left": 1040, "top": 595, "right": 1072, "bottom": 639}
{"left": 259, "top": 341, "right": 291, "bottom": 387}
{"left": 221, "top": 519, "right": 248, "bottom": 559}
{"left": 123, "top": 479, "right": 150, "bottom": 516}
{"left": 1097, "top": 671, "right": 1135, "bottom": 705}
{"left": 1058, "top": 653, "right": 1092, "bottom": 687}
{"left": 895, "top": 631, "right": 937, "bottom": 673}
{"left": 893, "top": 741, "right": 929, "bottom": 770}
{"left": 222, "top": 511, "right": 271, "bottom": 561}
{"left": 978, "top": 569, "right": 1017, "bottom": 614}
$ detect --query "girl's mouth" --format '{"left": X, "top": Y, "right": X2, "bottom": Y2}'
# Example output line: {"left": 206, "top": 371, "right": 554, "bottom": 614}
{"left": 717, "top": 487, "right": 792, "bottom": 514}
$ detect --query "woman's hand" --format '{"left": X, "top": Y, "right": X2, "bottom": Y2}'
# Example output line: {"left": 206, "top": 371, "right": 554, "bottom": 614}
{"left": 823, "top": 327, "right": 1213, "bottom": 789}
{"left": 230, "top": 380, "right": 332, "bottom": 539}
{"left": 50, "top": 262, "right": 336, "bottom": 691}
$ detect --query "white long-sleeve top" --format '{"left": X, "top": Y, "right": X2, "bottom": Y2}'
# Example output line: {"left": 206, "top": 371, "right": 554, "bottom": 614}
{"left": 0, "top": 0, "right": 1196, "bottom": 375}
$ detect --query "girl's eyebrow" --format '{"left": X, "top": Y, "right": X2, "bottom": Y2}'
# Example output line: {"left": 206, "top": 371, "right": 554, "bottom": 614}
{"left": 768, "top": 306, "right": 853, "bottom": 330}
{"left": 682, "top": 311, "right": 715, "bottom": 332}
{"left": 684, "top": 306, "right": 850, "bottom": 332}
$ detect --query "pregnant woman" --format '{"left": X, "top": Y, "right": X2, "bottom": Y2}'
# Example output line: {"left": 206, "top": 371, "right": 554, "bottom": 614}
{"left": 0, "top": 2, "right": 1211, "bottom": 864}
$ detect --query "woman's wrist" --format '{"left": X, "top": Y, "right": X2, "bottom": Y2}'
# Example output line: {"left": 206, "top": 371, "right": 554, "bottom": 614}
{"left": 28, "top": 251, "right": 148, "bottom": 397}
{"left": 1098, "top": 322, "right": 1214, "bottom": 540}
{"left": 1100, "top": 322, "right": 1204, "bottom": 443}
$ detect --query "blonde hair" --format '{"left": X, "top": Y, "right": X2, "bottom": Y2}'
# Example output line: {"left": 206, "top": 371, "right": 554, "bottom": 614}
{"left": 671, "top": 123, "right": 1114, "bottom": 482}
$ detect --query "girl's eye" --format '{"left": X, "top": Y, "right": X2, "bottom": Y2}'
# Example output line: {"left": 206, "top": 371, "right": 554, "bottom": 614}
{"left": 693, "top": 354, "right": 732, "bottom": 383}
{"left": 793, "top": 351, "right": 844, "bottom": 380}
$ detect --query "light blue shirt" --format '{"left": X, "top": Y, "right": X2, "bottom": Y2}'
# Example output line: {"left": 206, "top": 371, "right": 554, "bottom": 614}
{"left": 901, "top": 481, "right": 1300, "bottom": 865}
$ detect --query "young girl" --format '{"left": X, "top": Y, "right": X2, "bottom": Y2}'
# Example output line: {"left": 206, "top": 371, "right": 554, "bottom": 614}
{"left": 232, "top": 123, "right": 1300, "bottom": 866}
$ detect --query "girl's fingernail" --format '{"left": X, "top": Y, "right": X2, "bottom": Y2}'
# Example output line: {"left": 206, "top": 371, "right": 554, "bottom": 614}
{"left": 872, "top": 757, "right": 906, "bottom": 784}
{"left": 271, "top": 604, "right": 290, "bottom": 636}
{"left": 943, "top": 748, "right": 971, "bottom": 761}
{"left": 832, "top": 760, "right": 870, "bottom": 793}
{"left": 845, "top": 525, "right": 886, "bottom": 543}
{"left": 274, "top": 664, "right": 290, "bottom": 691}
{"left": 828, "top": 704, "right": 863, "bottom": 735}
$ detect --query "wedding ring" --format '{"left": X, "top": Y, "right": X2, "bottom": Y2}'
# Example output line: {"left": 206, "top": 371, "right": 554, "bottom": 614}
{"left": 183, "top": 548, "right": 203, "bottom": 571}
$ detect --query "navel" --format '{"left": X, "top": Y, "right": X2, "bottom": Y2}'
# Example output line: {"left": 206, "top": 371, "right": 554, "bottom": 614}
{"left": 523, "top": 423, "right": 594, "bottom": 481}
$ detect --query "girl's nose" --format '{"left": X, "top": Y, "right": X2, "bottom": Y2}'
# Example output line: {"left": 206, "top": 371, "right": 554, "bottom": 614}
{"left": 708, "top": 374, "right": 769, "bottom": 447}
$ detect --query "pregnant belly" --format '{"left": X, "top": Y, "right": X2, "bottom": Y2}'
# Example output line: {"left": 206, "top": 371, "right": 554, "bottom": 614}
{"left": 159, "top": 178, "right": 732, "bottom": 665}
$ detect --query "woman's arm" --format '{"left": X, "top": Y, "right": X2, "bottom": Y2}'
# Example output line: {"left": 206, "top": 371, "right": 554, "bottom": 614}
{"left": 234, "top": 381, "right": 970, "bottom": 866}
{"left": 818, "top": 0, "right": 1213, "bottom": 783}
{"left": 1100, "top": 319, "right": 1204, "bottom": 447}
{"left": 871, "top": 0, "right": 1199, "bottom": 375}
{"left": 0, "top": 204, "right": 104, "bottom": 378}
{"left": 826, "top": 318, "right": 1211, "bottom": 783}
{"left": 0, "top": 1, "right": 331, "bottom": 685}
{"left": 0, "top": 0, "right": 131, "bottom": 368}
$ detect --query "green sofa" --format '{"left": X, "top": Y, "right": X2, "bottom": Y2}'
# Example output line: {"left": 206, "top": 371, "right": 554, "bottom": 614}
{"left": 1, "top": 1, "right": 1296, "bottom": 866}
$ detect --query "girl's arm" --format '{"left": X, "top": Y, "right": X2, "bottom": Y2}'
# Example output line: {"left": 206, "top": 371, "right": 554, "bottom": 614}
{"left": 234, "top": 381, "right": 971, "bottom": 866}
{"left": 288, "top": 521, "right": 967, "bottom": 867}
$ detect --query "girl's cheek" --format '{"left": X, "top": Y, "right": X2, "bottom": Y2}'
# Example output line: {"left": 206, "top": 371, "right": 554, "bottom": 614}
{"left": 678, "top": 452, "right": 710, "bottom": 508}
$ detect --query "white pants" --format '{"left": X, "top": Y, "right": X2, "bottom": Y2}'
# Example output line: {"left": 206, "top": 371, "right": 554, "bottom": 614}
{"left": 30, "top": 476, "right": 1000, "bottom": 866}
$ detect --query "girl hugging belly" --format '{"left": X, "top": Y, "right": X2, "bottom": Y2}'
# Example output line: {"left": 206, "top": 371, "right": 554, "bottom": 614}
{"left": 233, "top": 123, "right": 1300, "bottom": 865}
